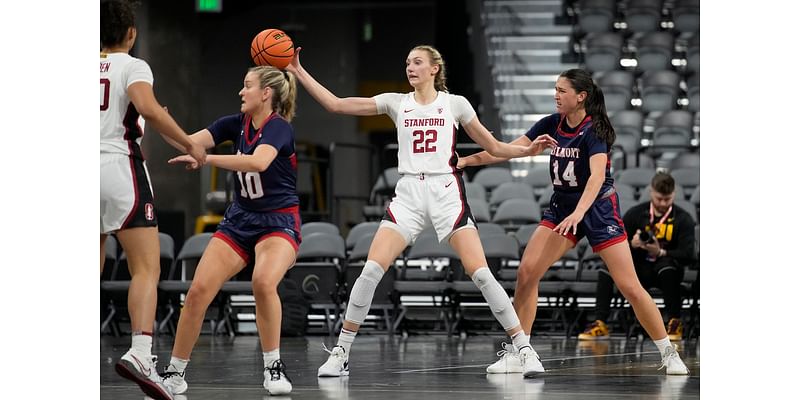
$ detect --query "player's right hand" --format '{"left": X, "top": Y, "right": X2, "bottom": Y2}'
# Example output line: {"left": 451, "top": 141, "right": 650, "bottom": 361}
{"left": 285, "top": 47, "right": 302, "bottom": 74}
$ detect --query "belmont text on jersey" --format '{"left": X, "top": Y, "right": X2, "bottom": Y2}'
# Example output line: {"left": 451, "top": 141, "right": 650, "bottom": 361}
{"left": 551, "top": 146, "right": 580, "bottom": 159}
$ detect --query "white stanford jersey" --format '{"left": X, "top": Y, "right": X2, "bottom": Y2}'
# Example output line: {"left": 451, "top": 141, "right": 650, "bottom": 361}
{"left": 100, "top": 52, "right": 153, "bottom": 158}
{"left": 375, "top": 91, "right": 476, "bottom": 175}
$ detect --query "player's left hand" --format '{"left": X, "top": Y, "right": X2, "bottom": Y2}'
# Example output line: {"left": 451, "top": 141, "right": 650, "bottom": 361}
{"left": 554, "top": 211, "right": 584, "bottom": 236}
{"left": 168, "top": 154, "right": 200, "bottom": 170}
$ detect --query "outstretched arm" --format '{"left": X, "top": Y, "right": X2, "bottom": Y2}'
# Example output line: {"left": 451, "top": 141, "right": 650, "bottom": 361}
{"left": 460, "top": 116, "right": 557, "bottom": 163}
{"left": 128, "top": 82, "right": 207, "bottom": 166}
{"left": 170, "top": 143, "right": 277, "bottom": 173}
{"left": 286, "top": 47, "right": 378, "bottom": 116}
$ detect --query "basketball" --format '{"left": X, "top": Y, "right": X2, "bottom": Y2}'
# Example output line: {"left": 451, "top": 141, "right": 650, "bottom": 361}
{"left": 250, "top": 28, "right": 294, "bottom": 69}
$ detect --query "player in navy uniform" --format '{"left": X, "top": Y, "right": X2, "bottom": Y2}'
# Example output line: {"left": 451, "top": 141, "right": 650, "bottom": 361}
{"left": 288, "top": 45, "right": 556, "bottom": 378}
{"left": 160, "top": 66, "right": 299, "bottom": 395}
{"left": 459, "top": 69, "right": 689, "bottom": 375}
{"left": 101, "top": 2, "right": 206, "bottom": 400}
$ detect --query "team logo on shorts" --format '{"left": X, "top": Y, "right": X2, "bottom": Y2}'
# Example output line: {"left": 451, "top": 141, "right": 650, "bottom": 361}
{"left": 145, "top": 203, "right": 154, "bottom": 221}
{"left": 606, "top": 225, "right": 618, "bottom": 234}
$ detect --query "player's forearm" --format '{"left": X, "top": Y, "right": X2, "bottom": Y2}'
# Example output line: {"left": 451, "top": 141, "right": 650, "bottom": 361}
{"left": 462, "top": 151, "right": 507, "bottom": 167}
{"left": 145, "top": 110, "right": 193, "bottom": 153}
{"left": 206, "top": 154, "right": 267, "bottom": 173}
{"left": 574, "top": 174, "right": 604, "bottom": 215}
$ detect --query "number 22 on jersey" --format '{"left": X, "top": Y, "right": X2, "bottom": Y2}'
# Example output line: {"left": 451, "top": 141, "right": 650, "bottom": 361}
{"left": 412, "top": 129, "right": 437, "bottom": 153}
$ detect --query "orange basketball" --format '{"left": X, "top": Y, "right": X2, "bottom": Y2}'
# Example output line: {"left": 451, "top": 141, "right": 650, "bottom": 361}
{"left": 250, "top": 28, "right": 294, "bottom": 69}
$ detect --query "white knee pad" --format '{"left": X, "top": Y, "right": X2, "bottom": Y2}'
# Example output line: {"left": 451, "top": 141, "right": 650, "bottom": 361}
{"left": 471, "top": 267, "right": 520, "bottom": 330}
{"left": 345, "top": 260, "right": 385, "bottom": 324}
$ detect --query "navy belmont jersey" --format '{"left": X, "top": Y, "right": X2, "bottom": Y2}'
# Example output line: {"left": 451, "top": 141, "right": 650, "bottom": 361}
{"left": 525, "top": 113, "right": 614, "bottom": 194}
{"left": 208, "top": 113, "right": 298, "bottom": 211}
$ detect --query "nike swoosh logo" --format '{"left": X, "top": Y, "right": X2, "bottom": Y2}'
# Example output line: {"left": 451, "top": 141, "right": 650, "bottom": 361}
{"left": 445, "top": 181, "right": 453, "bottom": 188}
{"left": 131, "top": 354, "right": 152, "bottom": 376}
{"left": 404, "top": 109, "right": 414, "bottom": 113}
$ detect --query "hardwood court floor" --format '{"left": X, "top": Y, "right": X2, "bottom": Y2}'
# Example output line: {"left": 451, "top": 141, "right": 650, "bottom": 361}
{"left": 100, "top": 334, "right": 700, "bottom": 399}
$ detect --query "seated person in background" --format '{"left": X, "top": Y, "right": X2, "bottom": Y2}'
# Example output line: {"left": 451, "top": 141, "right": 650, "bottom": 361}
{"left": 579, "top": 171, "right": 696, "bottom": 341}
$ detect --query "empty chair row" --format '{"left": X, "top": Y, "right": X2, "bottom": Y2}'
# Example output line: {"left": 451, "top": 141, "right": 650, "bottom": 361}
{"left": 581, "top": 31, "right": 699, "bottom": 74}
{"left": 575, "top": 0, "right": 699, "bottom": 34}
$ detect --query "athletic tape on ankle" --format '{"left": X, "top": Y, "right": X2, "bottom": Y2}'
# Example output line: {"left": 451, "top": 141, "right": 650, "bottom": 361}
{"left": 472, "top": 267, "right": 519, "bottom": 330}
{"left": 345, "top": 260, "right": 385, "bottom": 323}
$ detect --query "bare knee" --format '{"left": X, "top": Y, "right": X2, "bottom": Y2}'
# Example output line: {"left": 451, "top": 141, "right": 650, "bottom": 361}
{"left": 617, "top": 282, "right": 648, "bottom": 305}
{"left": 516, "top": 260, "right": 545, "bottom": 290}
{"left": 184, "top": 282, "right": 217, "bottom": 313}
{"left": 252, "top": 276, "right": 280, "bottom": 299}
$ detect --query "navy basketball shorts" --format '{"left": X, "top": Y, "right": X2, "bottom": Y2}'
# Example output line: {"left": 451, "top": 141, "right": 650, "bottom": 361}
{"left": 100, "top": 153, "right": 158, "bottom": 234}
{"left": 213, "top": 202, "right": 302, "bottom": 263}
{"left": 541, "top": 189, "right": 627, "bottom": 252}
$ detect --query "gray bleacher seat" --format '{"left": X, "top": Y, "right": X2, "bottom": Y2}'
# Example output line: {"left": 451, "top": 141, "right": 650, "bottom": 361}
{"left": 615, "top": 167, "right": 657, "bottom": 198}
{"left": 687, "top": 72, "right": 699, "bottom": 113}
{"left": 583, "top": 32, "right": 624, "bottom": 72}
{"left": 476, "top": 222, "right": 507, "bottom": 237}
{"left": 523, "top": 166, "right": 553, "bottom": 201}
{"left": 301, "top": 221, "right": 340, "bottom": 237}
{"left": 624, "top": 0, "right": 664, "bottom": 33}
{"left": 489, "top": 182, "right": 536, "bottom": 210}
{"left": 473, "top": 167, "right": 513, "bottom": 193}
{"left": 156, "top": 232, "right": 213, "bottom": 334}
{"left": 470, "top": 198, "right": 492, "bottom": 223}
{"left": 614, "top": 182, "right": 637, "bottom": 201}
{"left": 639, "top": 70, "right": 681, "bottom": 113}
{"left": 669, "top": 152, "right": 700, "bottom": 170}
{"left": 670, "top": 167, "right": 700, "bottom": 199}
{"left": 363, "top": 167, "right": 400, "bottom": 220}
{"left": 686, "top": 33, "right": 700, "bottom": 74}
{"left": 672, "top": 0, "right": 700, "bottom": 33}
{"left": 577, "top": 0, "right": 617, "bottom": 33}
{"left": 635, "top": 31, "right": 674, "bottom": 72}
{"left": 345, "top": 221, "right": 380, "bottom": 252}
{"left": 610, "top": 110, "right": 644, "bottom": 167}
{"left": 596, "top": 70, "right": 635, "bottom": 111}
{"left": 464, "top": 182, "right": 488, "bottom": 203}
{"left": 492, "top": 198, "right": 542, "bottom": 231}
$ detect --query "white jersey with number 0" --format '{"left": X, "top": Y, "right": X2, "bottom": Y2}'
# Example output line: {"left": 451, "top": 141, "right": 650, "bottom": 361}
{"left": 100, "top": 52, "right": 152, "bottom": 157}
{"left": 374, "top": 91, "right": 476, "bottom": 175}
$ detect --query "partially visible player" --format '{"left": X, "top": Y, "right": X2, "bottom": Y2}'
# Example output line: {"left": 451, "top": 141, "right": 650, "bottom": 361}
{"left": 160, "top": 65, "right": 300, "bottom": 396}
{"left": 100, "top": 1, "right": 206, "bottom": 399}
{"left": 459, "top": 68, "right": 690, "bottom": 375}
{"left": 287, "top": 45, "right": 556, "bottom": 378}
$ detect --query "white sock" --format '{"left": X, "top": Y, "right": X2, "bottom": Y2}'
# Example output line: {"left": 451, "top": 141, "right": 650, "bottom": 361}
{"left": 337, "top": 328, "right": 357, "bottom": 356}
{"left": 168, "top": 356, "right": 189, "bottom": 373}
{"left": 511, "top": 331, "right": 531, "bottom": 352}
{"left": 131, "top": 332, "right": 153, "bottom": 357}
{"left": 263, "top": 349, "right": 280, "bottom": 368}
{"left": 654, "top": 336, "right": 672, "bottom": 356}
